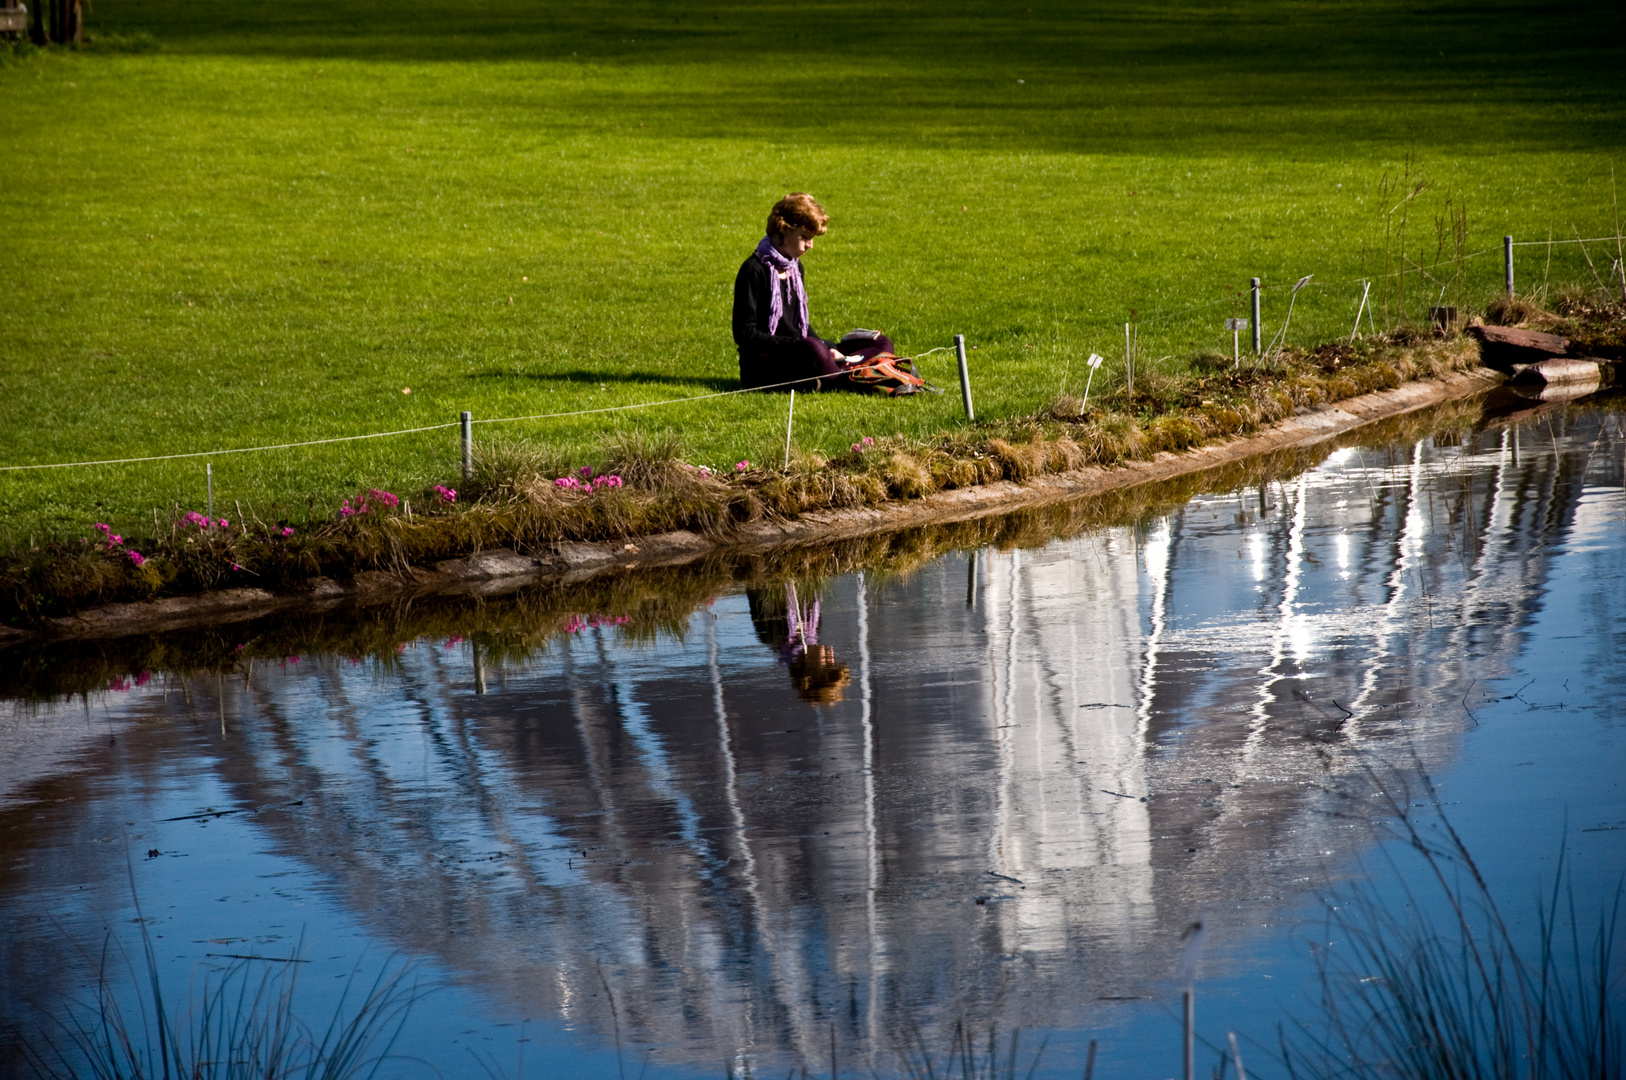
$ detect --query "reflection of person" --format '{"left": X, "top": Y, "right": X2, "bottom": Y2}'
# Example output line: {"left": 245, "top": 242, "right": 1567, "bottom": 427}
{"left": 732, "top": 193, "right": 896, "bottom": 391}
{"left": 746, "top": 583, "right": 851, "bottom": 704}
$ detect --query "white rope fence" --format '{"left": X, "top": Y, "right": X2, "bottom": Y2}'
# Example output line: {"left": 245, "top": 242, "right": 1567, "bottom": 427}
{"left": 1, "top": 234, "right": 1617, "bottom": 476}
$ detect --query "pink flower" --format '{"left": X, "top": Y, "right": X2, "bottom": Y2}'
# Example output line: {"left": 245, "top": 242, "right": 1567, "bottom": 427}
{"left": 340, "top": 501, "right": 357, "bottom": 517}
{"left": 852, "top": 443, "right": 862, "bottom": 453}
{"left": 582, "top": 483, "right": 593, "bottom": 494}
{"left": 554, "top": 476, "right": 578, "bottom": 489}
{"left": 862, "top": 436, "right": 874, "bottom": 446}
{"left": 218, "top": 518, "right": 229, "bottom": 529}
{"left": 94, "top": 522, "right": 110, "bottom": 534}
{"left": 735, "top": 460, "right": 749, "bottom": 472}
{"left": 434, "top": 485, "right": 457, "bottom": 503}
{"left": 185, "top": 511, "right": 210, "bottom": 529}
{"left": 231, "top": 563, "right": 241, "bottom": 571}
{"left": 368, "top": 489, "right": 400, "bottom": 509}
{"left": 698, "top": 466, "right": 711, "bottom": 478}
{"left": 578, "top": 466, "right": 593, "bottom": 478}
{"left": 281, "top": 526, "right": 295, "bottom": 537}
{"left": 135, "top": 671, "right": 152, "bottom": 687}
{"left": 127, "top": 550, "right": 146, "bottom": 567}
{"left": 110, "top": 534, "right": 122, "bottom": 545}
{"left": 602, "top": 475, "right": 623, "bottom": 488}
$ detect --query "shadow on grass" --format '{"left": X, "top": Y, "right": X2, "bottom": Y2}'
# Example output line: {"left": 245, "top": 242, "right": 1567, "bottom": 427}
{"left": 467, "top": 369, "right": 739, "bottom": 393}
{"left": 73, "top": 0, "right": 1626, "bottom": 153}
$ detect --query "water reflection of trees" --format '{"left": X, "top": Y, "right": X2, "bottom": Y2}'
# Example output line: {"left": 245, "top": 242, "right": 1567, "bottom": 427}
{"left": 2, "top": 396, "right": 1622, "bottom": 1075}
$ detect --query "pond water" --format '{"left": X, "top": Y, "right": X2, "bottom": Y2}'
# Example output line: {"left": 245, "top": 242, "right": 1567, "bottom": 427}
{"left": 2, "top": 391, "right": 1623, "bottom": 1079}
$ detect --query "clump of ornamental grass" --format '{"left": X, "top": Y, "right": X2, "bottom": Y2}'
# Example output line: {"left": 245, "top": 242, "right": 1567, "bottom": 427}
{"left": 10, "top": 903, "right": 422, "bottom": 1080}
{"left": 1281, "top": 766, "right": 1623, "bottom": 1080}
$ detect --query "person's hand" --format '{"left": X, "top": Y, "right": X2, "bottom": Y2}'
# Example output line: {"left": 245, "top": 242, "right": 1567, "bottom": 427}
{"left": 829, "top": 349, "right": 847, "bottom": 363}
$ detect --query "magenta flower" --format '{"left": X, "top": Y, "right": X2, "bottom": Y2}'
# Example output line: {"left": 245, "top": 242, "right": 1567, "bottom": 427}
{"left": 735, "top": 460, "right": 749, "bottom": 472}
{"left": 554, "top": 476, "right": 578, "bottom": 490}
{"left": 281, "top": 526, "right": 295, "bottom": 537}
{"left": 127, "top": 550, "right": 146, "bottom": 567}
{"left": 602, "top": 475, "right": 623, "bottom": 488}
{"left": 185, "top": 511, "right": 210, "bottom": 529}
{"left": 231, "top": 563, "right": 242, "bottom": 571}
{"left": 434, "top": 485, "right": 457, "bottom": 503}
{"left": 368, "top": 489, "right": 400, "bottom": 509}
{"left": 135, "top": 671, "right": 152, "bottom": 687}
{"left": 94, "top": 522, "right": 110, "bottom": 534}
{"left": 578, "top": 466, "right": 593, "bottom": 478}
{"left": 219, "top": 518, "right": 229, "bottom": 529}
{"left": 862, "top": 436, "right": 875, "bottom": 446}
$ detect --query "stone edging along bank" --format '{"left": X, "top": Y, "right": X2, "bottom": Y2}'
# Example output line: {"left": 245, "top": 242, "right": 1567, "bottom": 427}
{"left": 1, "top": 366, "right": 1507, "bottom": 645}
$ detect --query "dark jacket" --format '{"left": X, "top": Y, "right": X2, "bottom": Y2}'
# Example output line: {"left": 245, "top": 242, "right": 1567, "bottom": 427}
{"left": 732, "top": 254, "right": 814, "bottom": 353}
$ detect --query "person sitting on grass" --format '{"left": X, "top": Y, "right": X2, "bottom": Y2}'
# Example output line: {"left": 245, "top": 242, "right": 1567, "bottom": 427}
{"left": 732, "top": 192, "right": 895, "bottom": 391}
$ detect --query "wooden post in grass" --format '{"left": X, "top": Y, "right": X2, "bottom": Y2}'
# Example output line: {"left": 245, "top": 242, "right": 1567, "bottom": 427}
{"left": 1250, "top": 278, "right": 1262, "bottom": 356}
{"left": 954, "top": 334, "right": 975, "bottom": 421}
{"left": 460, "top": 411, "right": 473, "bottom": 481}
{"left": 1504, "top": 235, "right": 1515, "bottom": 296}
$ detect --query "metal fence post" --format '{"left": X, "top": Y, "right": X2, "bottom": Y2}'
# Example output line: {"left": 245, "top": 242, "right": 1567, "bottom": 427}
{"left": 954, "top": 334, "right": 975, "bottom": 422}
{"left": 1504, "top": 235, "right": 1514, "bottom": 296}
{"left": 460, "top": 411, "right": 473, "bottom": 481}
{"left": 1250, "top": 277, "right": 1262, "bottom": 355}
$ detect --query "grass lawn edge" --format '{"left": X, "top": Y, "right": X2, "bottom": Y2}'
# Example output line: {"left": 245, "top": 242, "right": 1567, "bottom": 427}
{"left": 2, "top": 351, "right": 1535, "bottom": 644}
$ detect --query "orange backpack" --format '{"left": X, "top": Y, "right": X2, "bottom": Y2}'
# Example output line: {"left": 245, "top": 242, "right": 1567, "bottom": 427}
{"left": 843, "top": 353, "right": 940, "bottom": 396}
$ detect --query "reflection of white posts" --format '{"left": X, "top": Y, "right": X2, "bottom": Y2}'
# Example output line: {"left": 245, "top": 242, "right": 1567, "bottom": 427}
{"left": 1246, "top": 473, "right": 1309, "bottom": 761}
{"left": 1178, "top": 919, "right": 1205, "bottom": 1080}
{"left": 1134, "top": 520, "right": 1172, "bottom": 750}
{"left": 1082, "top": 353, "right": 1104, "bottom": 410}
{"left": 857, "top": 572, "right": 882, "bottom": 1060}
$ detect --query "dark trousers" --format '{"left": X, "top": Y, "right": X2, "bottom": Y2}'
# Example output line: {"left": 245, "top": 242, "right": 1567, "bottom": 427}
{"left": 739, "top": 332, "right": 896, "bottom": 392}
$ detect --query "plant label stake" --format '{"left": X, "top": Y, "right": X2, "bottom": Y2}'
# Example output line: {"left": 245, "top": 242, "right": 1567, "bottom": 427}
{"left": 1124, "top": 323, "right": 1133, "bottom": 395}
{"left": 1350, "top": 280, "right": 1372, "bottom": 342}
{"left": 954, "top": 334, "right": 975, "bottom": 421}
{"left": 460, "top": 411, "right": 473, "bottom": 481}
{"left": 206, "top": 462, "right": 213, "bottom": 520}
{"left": 1223, "top": 319, "right": 1246, "bottom": 365}
{"left": 1250, "top": 277, "right": 1262, "bottom": 356}
{"left": 1082, "top": 353, "right": 1104, "bottom": 409}
{"left": 784, "top": 388, "right": 795, "bottom": 468}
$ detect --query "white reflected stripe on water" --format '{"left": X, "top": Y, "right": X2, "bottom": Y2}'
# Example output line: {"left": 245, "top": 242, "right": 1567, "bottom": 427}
{"left": 857, "top": 570, "right": 882, "bottom": 1057}
{"left": 1245, "top": 473, "right": 1311, "bottom": 761}
{"left": 1135, "top": 519, "right": 1171, "bottom": 747}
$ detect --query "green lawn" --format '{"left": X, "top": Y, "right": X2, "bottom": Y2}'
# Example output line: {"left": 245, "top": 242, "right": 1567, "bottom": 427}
{"left": 3, "top": 0, "right": 1623, "bottom": 544}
